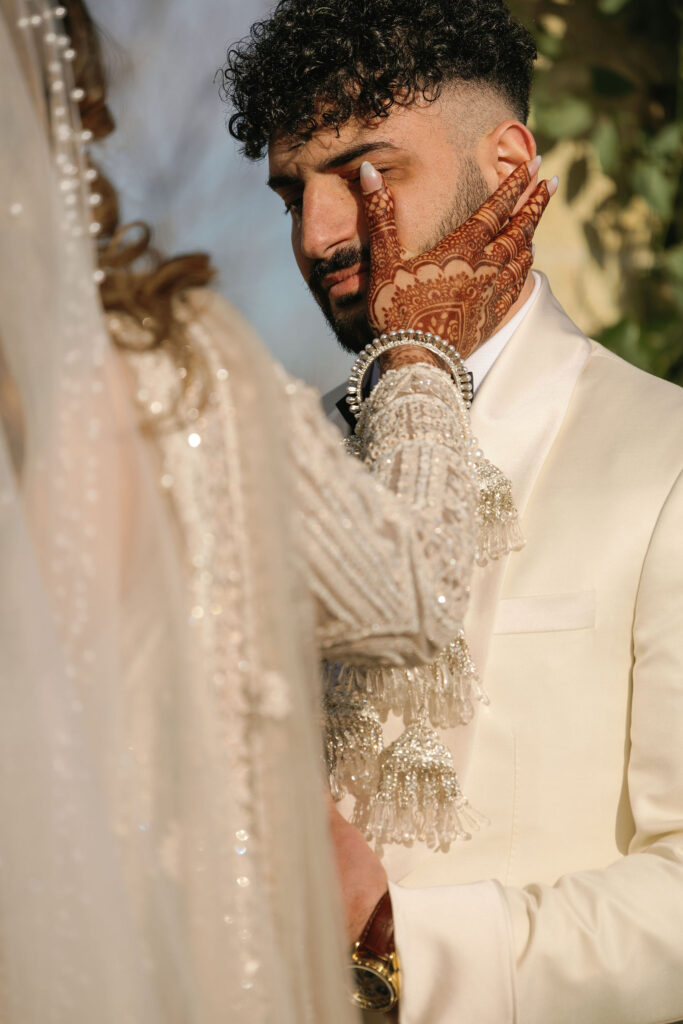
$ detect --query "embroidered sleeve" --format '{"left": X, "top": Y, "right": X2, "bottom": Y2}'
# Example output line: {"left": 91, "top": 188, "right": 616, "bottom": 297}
{"left": 287, "top": 362, "right": 523, "bottom": 849}
{"left": 285, "top": 363, "right": 478, "bottom": 665}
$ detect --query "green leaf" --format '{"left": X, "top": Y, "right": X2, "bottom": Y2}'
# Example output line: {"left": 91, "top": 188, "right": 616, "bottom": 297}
{"left": 661, "top": 256, "right": 683, "bottom": 313}
{"left": 662, "top": 244, "right": 683, "bottom": 280}
{"left": 583, "top": 221, "right": 606, "bottom": 269}
{"left": 648, "top": 123, "right": 683, "bottom": 161}
{"left": 597, "top": 0, "right": 631, "bottom": 14}
{"left": 591, "top": 66, "right": 636, "bottom": 98}
{"left": 631, "top": 161, "right": 677, "bottom": 219}
{"left": 534, "top": 96, "right": 594, "bottom": 139}
{"left": 599, "top": 318, "right": 653, "bottom": 371}
{"left": 536, "top": 29, "right": 564, "bottom": 59}
{"left": 566, "top": 156, "right": 589, "bottom": 202}
{"left": 669, "top": 281, "right": 683, "bottom": 316}
{"left": 592, "top": 119, "right": 621, "bottom": 176}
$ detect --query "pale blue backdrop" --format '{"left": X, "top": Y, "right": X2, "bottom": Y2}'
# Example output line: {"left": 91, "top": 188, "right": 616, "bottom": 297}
{"left": 88, "top": 0, "right": 354, "bottom": 394}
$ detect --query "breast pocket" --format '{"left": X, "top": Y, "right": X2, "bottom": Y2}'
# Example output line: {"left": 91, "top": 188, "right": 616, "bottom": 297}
{"left": 492, "top": 591, "right": 596, "bottom": 635}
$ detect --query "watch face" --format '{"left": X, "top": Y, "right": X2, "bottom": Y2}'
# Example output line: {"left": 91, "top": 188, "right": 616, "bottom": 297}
{"left": 350, "top": 963, "right": 396, "bottom": 1012}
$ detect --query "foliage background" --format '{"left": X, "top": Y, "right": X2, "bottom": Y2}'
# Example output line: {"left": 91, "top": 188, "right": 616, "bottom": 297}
{"left": 509, "top": 0, "right": 683, "bottom": 384}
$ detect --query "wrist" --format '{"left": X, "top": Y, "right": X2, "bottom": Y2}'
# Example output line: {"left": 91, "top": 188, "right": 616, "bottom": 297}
{"left": 346, "top": 330, "right": 473, "bottom": 420}
{"left": 350, "top": 890, "right": 401, "bottom": 1014}
{"left": 379, "top": 345, "right": 444, "bottom": 374}
{"left": 350, "top": 874, "right": 390, "bottom": 945}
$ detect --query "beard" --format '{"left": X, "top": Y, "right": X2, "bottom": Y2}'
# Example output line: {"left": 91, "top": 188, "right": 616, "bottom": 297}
{"left": 306, "top": 155, "right": 490, "bottom": 354}
{"left": 307, "top": 243, "right": 374, "bottom": 354}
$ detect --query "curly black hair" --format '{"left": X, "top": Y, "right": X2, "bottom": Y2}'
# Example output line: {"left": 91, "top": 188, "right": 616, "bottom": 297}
{"left": 222, "top": 0, "right": 537, "bottom": 160}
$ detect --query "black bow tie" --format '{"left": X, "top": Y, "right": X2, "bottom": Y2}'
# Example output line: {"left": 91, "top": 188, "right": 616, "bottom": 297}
{"left": 335, "top": 394, "right": 357, "bottom": 430}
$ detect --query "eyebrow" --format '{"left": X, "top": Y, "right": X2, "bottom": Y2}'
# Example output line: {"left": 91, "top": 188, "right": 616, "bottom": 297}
{"left": 267, "top": 140, "right": 401, "bottom": 191}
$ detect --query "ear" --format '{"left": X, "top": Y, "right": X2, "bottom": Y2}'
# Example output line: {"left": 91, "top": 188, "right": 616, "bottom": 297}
{"left": 492, "top": 121, "right": 537, "bottom": 181}
{"left": 477, "top": 119, "right": 538, "bottom": 213}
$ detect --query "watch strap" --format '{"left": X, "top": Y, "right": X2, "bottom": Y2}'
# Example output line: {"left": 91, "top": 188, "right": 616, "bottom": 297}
{"left": 356, "top": 890, "right": 395, "bottom": 959}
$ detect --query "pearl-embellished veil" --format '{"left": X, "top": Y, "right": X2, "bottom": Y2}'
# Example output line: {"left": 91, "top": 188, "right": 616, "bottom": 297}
{"left": 0, "top": 2, "right": 355, "bottom": 1021}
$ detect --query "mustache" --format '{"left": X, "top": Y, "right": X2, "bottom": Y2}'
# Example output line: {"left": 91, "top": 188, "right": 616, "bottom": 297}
{"left": 308, "top": 244, "right": 371, "bottom": 293}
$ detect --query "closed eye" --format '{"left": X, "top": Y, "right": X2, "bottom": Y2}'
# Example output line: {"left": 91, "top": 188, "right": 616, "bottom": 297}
{"left": 343, "top": 167, "right": 391, "bottom": 184}
{"left": 281, "top": 167, "right": 393, "bottom": 217}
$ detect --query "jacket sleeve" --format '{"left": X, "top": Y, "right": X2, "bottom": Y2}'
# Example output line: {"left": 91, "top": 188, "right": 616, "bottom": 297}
{"left": 390, "top": 467, "right": 683, "bottom": 1024}
{"left": 285, "top": 364, "right": 478, "bottom": 667}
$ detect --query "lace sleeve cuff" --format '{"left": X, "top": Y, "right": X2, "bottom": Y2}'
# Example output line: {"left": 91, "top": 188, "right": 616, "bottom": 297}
{"left": 355, "top": 363, "right": 524, "bottom": 565}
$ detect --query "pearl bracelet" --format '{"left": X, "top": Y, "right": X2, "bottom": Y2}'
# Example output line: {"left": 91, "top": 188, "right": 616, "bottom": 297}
{"left": 346, "top": 329, "right": 473, "bottom": 418}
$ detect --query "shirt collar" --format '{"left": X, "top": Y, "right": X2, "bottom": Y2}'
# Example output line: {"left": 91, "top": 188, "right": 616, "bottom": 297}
{"left": 464, "top": 270, "right": 542, "bottom": 394}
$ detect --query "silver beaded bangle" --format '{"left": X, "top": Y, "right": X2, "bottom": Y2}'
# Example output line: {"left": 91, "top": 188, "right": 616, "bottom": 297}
{"left": 346, "top": 329, "right": 473, "bottom": 418}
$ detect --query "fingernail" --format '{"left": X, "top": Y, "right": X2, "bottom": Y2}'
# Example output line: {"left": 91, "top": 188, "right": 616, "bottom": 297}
{"left": 548, "top": 175, "right": 559, "bottom": 195}
{"left": 360, "top": 161, "right": 383, "bottom": 193}
{"left": 528, "top": 155, "right": 542, "bottom": 175}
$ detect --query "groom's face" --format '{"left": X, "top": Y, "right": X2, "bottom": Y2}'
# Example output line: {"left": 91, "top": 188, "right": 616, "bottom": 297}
{"left": 267, "top": 94, "right": 490, "bottom": 353}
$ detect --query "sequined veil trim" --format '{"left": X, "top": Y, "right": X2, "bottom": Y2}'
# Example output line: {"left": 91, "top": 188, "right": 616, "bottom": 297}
{"left": 115, "top": 301, "right": 273, "bottom": 1014}
{"left": 326, "top": 365, "right": 523, "bottom": 849}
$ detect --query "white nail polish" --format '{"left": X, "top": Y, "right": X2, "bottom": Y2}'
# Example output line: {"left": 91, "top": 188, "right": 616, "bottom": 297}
{"left": 360, "top": 161, "right": 383, "bottom": 193}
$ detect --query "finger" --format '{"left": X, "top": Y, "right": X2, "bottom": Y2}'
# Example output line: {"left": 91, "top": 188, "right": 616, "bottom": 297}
{"left": 483, "top": 183, "right": 545, "bottom": 264}
{"left": 506, "top": 177, "right": 555, "bottom": 245}
{"left": 494, "top": 246, "right": 534, "bottom": 320}
{"left": 484, "top": 177, "right": 555, "bottom": 266}
{"left": 462, "top": 155, "right": 543, "bottom": 254}
{"left": 359, "top": 160, "right": 402, "bottom": 271}
{"left": 510, "top": 156, "right": 544, "bottom": 218}
{"left": 483, "top": 223, "right": 527, "bottom": 267}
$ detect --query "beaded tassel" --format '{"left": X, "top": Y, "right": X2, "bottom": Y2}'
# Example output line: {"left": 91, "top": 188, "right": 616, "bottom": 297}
{"left": 326, "top": 630, "right": 485, "bottom": 730}
{"left": 474, "top": 457, "right": 525, "bottom": 565}
{"left": 323, "top": 689, "right": 382, "bottom": 801}
{"left": 362, "top": 720, "right": 488, "bottom": 848}
{"left": 324, "top": 633, "right": 489, "bottom": 847}
{"left": 426, "top": 631, "right": 487, "bottom": 728}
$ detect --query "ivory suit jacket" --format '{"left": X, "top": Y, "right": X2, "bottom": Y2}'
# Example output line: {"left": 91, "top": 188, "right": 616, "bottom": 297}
{"left": 368, "top": 274, "right": 683, "bottom": 1024}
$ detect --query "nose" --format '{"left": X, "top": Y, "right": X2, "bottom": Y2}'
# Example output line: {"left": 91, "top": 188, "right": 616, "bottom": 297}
{"left": 298, "top": 178, "right": 360, "bottom": 263}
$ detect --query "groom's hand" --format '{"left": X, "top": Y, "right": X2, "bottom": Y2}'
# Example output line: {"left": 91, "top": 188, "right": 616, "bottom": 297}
{"left": 360, "top": 155, "right": 557, "bottom": 359}
{"left": 326, "top": 793, "right": 388, "bottom": 945}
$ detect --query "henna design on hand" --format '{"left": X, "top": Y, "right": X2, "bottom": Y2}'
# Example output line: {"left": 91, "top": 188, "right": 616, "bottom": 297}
{"left": 361, "top": 158, "right": 554, "bottom": 359}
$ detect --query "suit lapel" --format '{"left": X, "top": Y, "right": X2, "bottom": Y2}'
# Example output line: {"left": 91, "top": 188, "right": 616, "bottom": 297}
{"left": 457, "top": 275, "right": 592, "bottom": 774}
{"left": 382, "top": 278, "right": 594, "bottom": 880}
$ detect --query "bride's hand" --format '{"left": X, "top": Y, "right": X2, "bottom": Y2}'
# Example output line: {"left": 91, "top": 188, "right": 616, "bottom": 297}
{"left": 360, "top": 156, "right": 557, "bottom": 360}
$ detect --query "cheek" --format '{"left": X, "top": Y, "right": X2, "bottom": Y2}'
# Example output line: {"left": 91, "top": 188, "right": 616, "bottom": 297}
{"left": 392, "top": 186, "right": 439, "bottom": 252}
{"left": 392, "top": 168, "right": 469, "bottom": 253}
{"left": 290, "top": 220, "right": 308, "bottom": 276}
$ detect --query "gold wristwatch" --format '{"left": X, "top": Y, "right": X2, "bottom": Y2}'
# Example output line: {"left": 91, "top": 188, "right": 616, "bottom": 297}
{"left": 349, "top": 891, "right": 401, "bottom": 1013}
